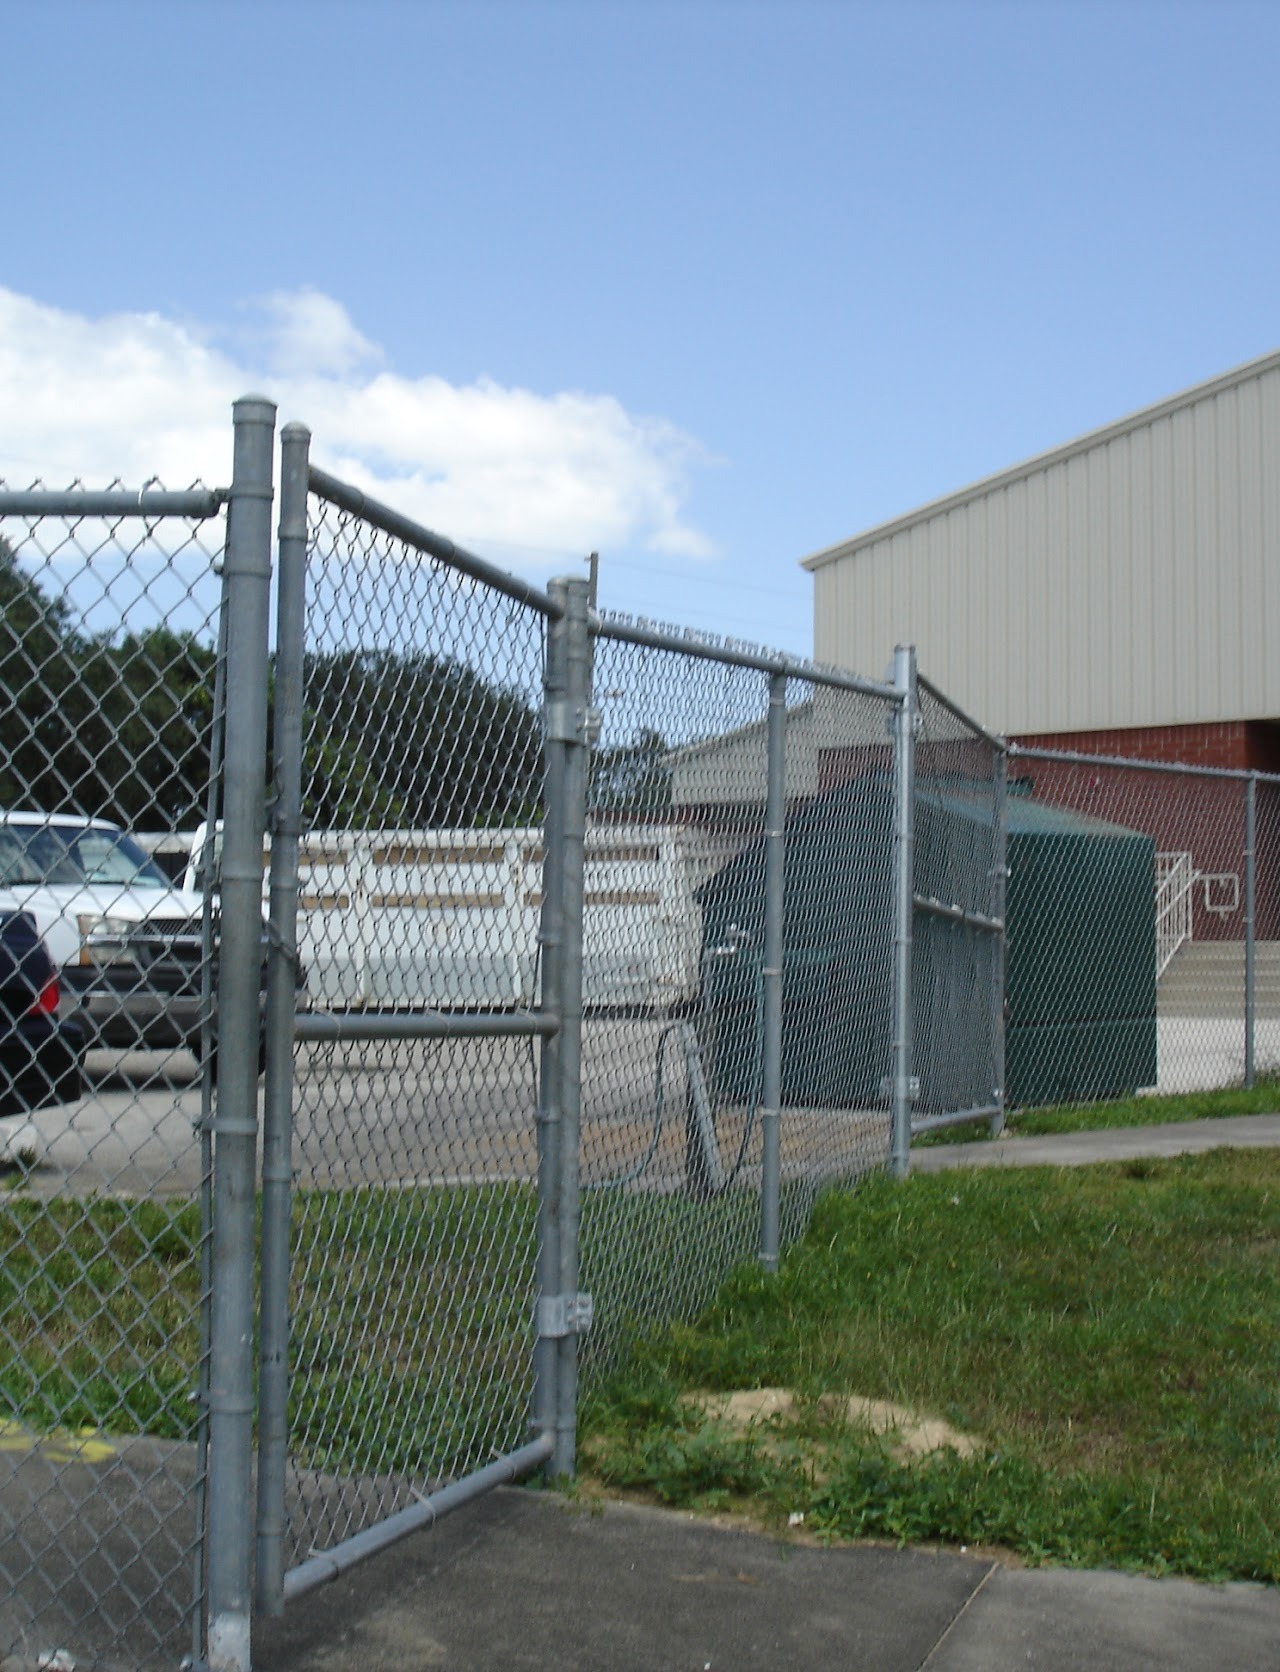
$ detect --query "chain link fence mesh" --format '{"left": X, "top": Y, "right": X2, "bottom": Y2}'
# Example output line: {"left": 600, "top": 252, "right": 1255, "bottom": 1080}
{"left": 279, "top": 492, "right": 550, "bottom": 1568}
{"left": 5, "top": 449, "right": 1278, "bottom": 1671}
{"left": 577, "top": 635, "right": 770, "bottom": 1373}
{"left": 768, "top": 678, "right": 895, "bottom": 1231}
{"left": 0, "top": 487, "right": 224, "bottom": 1670}
{"left": 912, "top": 680, "right": 1003, "bottom": 1128}
{"left": 577, "top": 632, "right": 898, "bottom": 1382}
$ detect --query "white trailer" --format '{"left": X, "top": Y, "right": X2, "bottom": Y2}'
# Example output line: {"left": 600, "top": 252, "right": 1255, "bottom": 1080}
{"left": 161, "top": 823, "right": 735, "bottom": 1012}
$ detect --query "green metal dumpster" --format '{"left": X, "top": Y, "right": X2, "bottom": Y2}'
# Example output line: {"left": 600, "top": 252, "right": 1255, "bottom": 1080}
{"left": 1003, "top": 796, "right": 1157, "bottom": 1106}
{"left": 695, "top": 777, "right": 1157, "bottom": 1113}
{"left": 696, "top": 780, "right": 894, "bottom": 1110}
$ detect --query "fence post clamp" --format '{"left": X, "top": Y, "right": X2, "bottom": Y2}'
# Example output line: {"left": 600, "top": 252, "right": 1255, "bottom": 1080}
{"left": 537, "top": 1292, "right": 595, "bottom": 1338}
{"left": 545, "top": 701, "right": 601, "bottom": 747}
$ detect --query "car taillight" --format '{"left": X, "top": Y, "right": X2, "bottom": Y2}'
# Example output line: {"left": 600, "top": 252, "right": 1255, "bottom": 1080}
{"left": 29, "top": 976, "right": 60, "bottom": 1017}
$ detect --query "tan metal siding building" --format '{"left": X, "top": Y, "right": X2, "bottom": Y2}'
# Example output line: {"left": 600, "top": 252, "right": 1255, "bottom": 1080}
{"left": 802, "top": 350, "right": 1280, "bottom": 739}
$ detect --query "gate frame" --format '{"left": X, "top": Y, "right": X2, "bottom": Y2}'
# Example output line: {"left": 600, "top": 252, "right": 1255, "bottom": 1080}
{"left": 254, "top": 464, "right": 566, "bottom": 1619}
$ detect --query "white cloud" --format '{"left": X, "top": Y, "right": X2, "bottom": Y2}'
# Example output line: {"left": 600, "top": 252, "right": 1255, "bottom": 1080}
{"left": 0, "top": 286, "right": 715, "bottom": 565}
{"left": 257, "top": 288, "right": 383, "bottom": 380}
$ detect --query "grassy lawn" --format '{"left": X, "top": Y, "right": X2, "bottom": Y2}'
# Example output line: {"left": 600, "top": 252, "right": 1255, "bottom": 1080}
{"left": 0, "top": 1194, "right": 204, "bottom": 1439}
{"left": 0, "top": 1185, "right": 544, "bottom": 1475}
{"left": 0, "top": 1180, "right": 764, "bottom": 1480}
{"left": 581, "top": 1151, "right": 1280, "bottom": 1582}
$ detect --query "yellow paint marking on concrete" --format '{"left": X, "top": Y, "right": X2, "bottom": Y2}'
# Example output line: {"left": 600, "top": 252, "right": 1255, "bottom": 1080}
{"left": 0, "top": 1417, "right": 117, "bottom": 1464}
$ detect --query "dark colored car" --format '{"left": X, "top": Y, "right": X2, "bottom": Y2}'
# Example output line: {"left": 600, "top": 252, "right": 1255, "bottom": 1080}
{"left": 0, "top": 909, "right": 86, "bottom": 1117}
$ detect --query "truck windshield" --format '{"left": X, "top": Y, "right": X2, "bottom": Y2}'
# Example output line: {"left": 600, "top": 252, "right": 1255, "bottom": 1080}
{"left": 0, "top": 825, "right": 171, "bottom": 889}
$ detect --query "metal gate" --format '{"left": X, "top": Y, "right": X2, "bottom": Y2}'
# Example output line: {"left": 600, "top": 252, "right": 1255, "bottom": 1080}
{"left": 246, "top": 433, "right": 568, "bottom": 1633}
{"left": 1, "top": 395, "right": 1009, "bottom": 1672}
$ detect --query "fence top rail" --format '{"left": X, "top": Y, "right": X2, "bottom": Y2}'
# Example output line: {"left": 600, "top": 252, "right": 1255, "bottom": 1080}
{"left": 308, "top": 465, "right": 565, "bottom": 620}
{"left": 1009, "top": 742, "right": 1280, "bottom": 787}
{"left": 916, "top": 673, "right": 1006, "bottom": 752}
{"left": 0, "top": 487, "right": 226, "bottom": 520}
{"left": 594, "top": 609, "right": 898, "bottom": 699}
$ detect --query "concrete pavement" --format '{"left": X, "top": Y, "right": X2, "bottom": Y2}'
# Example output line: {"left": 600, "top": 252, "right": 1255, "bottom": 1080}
{"left": 254, "top": 1487, "right": 1280, "bottom": 1672}
{"left": 911, "top": 1112, "right": 1280, "bottom": 1172}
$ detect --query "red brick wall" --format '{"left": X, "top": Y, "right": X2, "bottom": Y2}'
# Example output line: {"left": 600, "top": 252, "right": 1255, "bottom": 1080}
{"left": 1015, "top": 721, "right": 1280, "bottom": 775}
{"left": 1011, "top": 720, "right": 1280, "bottom": 941}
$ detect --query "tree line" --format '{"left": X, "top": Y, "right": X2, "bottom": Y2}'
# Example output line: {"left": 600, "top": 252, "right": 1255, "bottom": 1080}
{"left": 1, "top": 539, "right": 669, "bottom": 831}
{"left": 0, "top": 537, "right": 216, "bottom": 828}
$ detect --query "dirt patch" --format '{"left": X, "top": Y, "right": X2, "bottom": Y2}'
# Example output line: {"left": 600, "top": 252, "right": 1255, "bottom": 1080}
{"left": 687, "top": 1386, "right": 982, "bottom": 1461}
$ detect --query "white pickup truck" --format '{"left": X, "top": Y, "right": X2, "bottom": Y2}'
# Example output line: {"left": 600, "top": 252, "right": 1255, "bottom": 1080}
{"left": 0, "top": 811, "right": 212, "bottom": 1053}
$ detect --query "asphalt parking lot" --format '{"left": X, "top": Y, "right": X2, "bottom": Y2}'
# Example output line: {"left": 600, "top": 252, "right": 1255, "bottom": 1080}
{"left": 5, "top": 1018, "right": 887, "bottom": 1200}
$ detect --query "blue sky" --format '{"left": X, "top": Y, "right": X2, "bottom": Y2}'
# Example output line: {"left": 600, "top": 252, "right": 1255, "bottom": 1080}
{"left": 5, "top": 0, "right": 1278, "bottom": 661}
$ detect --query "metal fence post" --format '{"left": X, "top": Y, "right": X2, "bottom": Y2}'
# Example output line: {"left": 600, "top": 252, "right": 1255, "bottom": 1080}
{"left": 206, "top": 395, "right": 276, "bottom": 1672}
{"left": 990, "top": 741, "right": 1008, "bottom": 1136}
{"left": 891, "top": 645, "right": 918, "bottom": 1179}
{"left": 759, "top": 671, "right": 787, "bottom": 1270}
{"left": 191, "top": 583, "right": 230, "bottom": 1667}
{"left": 533, "top": 590, "right": 568, "bottom": 1460}
{"left": 551, "top": 576, "right": 592, "bottom": 1477}
{"left": 1245, "top": 773, "right": 1257, "bottom": 1090}
{"left": 255, "top": 422, "right": 310, "bottom": 1616}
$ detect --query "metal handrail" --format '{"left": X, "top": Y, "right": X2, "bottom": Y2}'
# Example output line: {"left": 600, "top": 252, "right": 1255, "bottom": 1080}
{"left": 1155, "top": 851, "right": 1195, "bottom": 978}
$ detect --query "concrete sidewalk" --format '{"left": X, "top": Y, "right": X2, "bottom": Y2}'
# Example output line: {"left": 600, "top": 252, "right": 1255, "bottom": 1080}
{"left": 911, "top": 1112, "right": 1280, "bottom": 1172}
{"left": 254, "top": 1487, "right": 1280, "bottom": 1672}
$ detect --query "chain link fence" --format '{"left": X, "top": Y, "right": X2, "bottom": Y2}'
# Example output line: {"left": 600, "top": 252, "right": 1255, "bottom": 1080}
{"left": 4, "top": 402, "right": 1278, "bottom": 1672}
{"left": 0, "top": 481, "right": 227, "bottom": 1670}
{"left": 267, "top": 485, "right": 911, "bottom": 1602}
{"left": 910, "top": 674, "right": 1005, "bottom": 1136}
{"left": 574, "top": 634, "right": 902, "bottom": 1382}
{"left": 271, "top": 471, "right": 554, "bottom": 1591}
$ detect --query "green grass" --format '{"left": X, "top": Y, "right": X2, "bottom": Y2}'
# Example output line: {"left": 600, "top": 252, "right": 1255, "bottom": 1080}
{"left": 0, "top": 1180, "right": 763, "bottom": 1481}
{"left": 581, "top": 1152, "right": 1280, "bottom": 1582}
{"left": 0, "top": 1185, "right": 546, "bottom": 1474}
{"left": 918, "top": 1076, "right": 1280, "bottom": 1144}
{"left": 0, "top": 1195, "right": 204, "bottom": 1438}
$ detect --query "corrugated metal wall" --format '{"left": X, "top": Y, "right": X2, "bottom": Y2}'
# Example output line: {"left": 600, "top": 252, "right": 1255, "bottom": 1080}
{"left": 808, "top": 352, "right": 1280, "bottom": 735}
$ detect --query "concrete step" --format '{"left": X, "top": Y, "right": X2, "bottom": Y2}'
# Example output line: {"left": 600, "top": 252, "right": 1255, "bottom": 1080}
{"left": 1158, "top": 941, "right": 1280, "bottom": 1019}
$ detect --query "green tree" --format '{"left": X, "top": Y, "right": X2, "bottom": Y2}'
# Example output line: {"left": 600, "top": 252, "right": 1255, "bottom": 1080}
{"left": 302, "top": 648, "right": 544, "bottom": 828}
{"left": 0, "top": 537, "right": 218, "bottom": 826}
{"left": 76, "top": 626, "right": 218, "bottom": 827}
{"left": 1, "top": 535, "right": 547, "bottom": 833}
{"left": 0, "top": 536, "right": 88, "bottom": 812}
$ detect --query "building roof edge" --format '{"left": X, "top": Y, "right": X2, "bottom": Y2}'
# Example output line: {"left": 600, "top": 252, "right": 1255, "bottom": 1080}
{"left": 800, "top": 347, "right": 1280, "bottom": 573}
